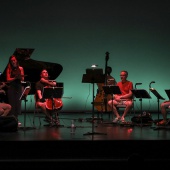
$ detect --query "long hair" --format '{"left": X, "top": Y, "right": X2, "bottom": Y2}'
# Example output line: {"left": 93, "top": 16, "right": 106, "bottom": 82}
{"left": 7, "top": 55, "right": 19, "bottom": 72}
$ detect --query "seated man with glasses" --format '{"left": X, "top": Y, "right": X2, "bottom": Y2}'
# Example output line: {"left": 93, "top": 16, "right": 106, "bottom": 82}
{"left": 108, "top": 70, "right": 134, "bottom": 123}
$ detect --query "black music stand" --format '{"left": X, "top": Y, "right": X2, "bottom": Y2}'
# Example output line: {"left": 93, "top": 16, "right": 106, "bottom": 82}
{"left": 131, "top": 89, "right": 151, "bottom": 126}
{"left": 102, "top": 85, "right": 121, "bottom": 123}
{"left": 43, "top": 87, "right": 64, "bottom": 127}
{"left": 102, "top": 85, "right": 121, "bottom": 95}
{"left": 165, "top": 89, "right": 170, "bottom": 126}
{"left": 82, "top": 69, "right": 107, "bottom": 136}
{"left": 150, "top": 88, "right": 165, "bottom": 126}
{"left": 165, "top": 89, "right": 170, "bottom": 100}
{"left": 83, "top": 69, "right": 105, "bottom": 122}
{"left": 19, "top": 86, "right": 36, "bottom": 131}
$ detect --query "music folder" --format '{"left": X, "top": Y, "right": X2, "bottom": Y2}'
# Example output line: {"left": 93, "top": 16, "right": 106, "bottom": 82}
{"left": 43, "top": 87, "right": 63, "bottom": 99}
{"left": 150, "top": 88, "right": 165, "bottom": 100}
{"left": 82, "top": 68, "right": 105, "bottom": 83}
{"left": 131, "top": 89, "right": 151, "bottom": 99}
{"left": 102, "top": 85, "right": 121, "bottom": 95}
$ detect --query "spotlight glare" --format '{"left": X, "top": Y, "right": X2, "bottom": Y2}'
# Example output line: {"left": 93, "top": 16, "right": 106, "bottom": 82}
{"left": 91, "top": 64, "right": 98, "bottom": 68}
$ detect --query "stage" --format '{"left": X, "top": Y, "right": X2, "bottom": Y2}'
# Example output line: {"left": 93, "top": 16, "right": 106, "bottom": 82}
{"left": 0, "top": 111, "right": 170, "bottom": 169}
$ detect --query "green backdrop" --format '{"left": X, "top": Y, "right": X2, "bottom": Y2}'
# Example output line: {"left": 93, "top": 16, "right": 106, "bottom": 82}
{"left": 0, "top": 0, "right": 170, "bottom": 114}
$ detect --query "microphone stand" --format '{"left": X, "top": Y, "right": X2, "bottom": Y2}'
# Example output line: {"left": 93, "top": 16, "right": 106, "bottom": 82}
{"left": 149, "top": 87, "right": 165, "bottom": 130}
{"left": 135, "top": 83, "right": 142, "bottom": 89}
{"left": 134, "top": 83, "right": 142, "bottom": 116}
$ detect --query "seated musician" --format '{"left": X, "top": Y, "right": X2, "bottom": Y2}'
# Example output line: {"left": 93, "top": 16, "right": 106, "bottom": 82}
{"left": 108, "top": 70, "right": 133, "bottom": 123}
{"left": 157, "top": 101, "right": 170, "bottom": 125}
{"left": 0, "top": 81, "right": 11, "bottom": 116}
{"left": 35, "top": 69, "right": 59, "bottom": 125}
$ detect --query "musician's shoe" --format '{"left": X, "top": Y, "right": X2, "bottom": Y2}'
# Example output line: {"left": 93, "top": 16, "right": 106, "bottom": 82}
{"left": 18, "top": 121, "right": 22, "bottom": 127}
{"left": 156, "top": 120, "right": 167, "bottom": 126}
{"left": 120, "top": 117, "right": 125, "bottom": 123}
{"left": 44, "top": 116, "right": 51, "bottom": 123}
{"left": 49, "top": 121, "right": 55, "bottom": 127}
{"left": 112, "top": 117, "right": 120, "bottom": 123}
{"left": 55, "top": 119, "right": 60, "bottom": 126}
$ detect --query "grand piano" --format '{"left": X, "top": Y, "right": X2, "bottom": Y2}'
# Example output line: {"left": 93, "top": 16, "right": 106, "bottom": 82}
{"left": 0, "top": 48, "right": 63, "bottom": 100}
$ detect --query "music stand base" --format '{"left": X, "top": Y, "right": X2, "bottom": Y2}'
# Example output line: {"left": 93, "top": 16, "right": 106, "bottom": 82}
{"left": 83, "top": 131, "right": 107, "bottom": 136}
{"left": 102, "top": 120, "right": 113, "bottom": 124}
{"left": 44, "top": 123, "right": 64, "bottom": 128}
{"left": 134, "top": 123, "right": 152, "bottom": 127}
{"left": 151, "top": 125, "right": 170, "bottom": 130}
{"left": 18, "top": 126, "right": 36, "bottom": 131}
{"left": 86, "top": 117, "right": 103, "bottom": 122}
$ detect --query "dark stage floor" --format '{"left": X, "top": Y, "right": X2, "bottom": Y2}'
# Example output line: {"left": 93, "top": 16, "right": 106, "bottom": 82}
{"left": 0, "top": 111, "right": 170, "bottom": 169}
{"left": 0, "top": 111, "right": 169, "bottom": 141}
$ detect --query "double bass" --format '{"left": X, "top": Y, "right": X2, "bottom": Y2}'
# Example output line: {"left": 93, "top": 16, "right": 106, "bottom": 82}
{"left": 94, "top": 73, "right": 116, "bottom": 112}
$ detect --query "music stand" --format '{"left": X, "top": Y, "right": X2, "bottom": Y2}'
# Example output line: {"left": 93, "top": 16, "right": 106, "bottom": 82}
{"left": 150, "top": 88, "right": 165, "bottom": 122}
{"left": 19, "top": 86, "right": 35, "bottom": 131}
{"left": 165, "top": 89, "right": 170, "bottom": 100}
{"left": 84, "top": 69, "right": 105, "bottom": 122}
{"left": 165, "top": 89, "right": 170, "bottom": 126}
{"left": 43, "top": 87, "right": 63, "bottom": 99}
{"left": 102, "top": 85, "right": 121, "bottom": 96}
{"left": 131, "top": 89, "right": 151, "bottom": 126}
{"left": 102, "top": 85, "right": 121, "bottom": 123}
{"left": 43, "top": 87, "right": 64, "bottom": 127}
{"left": 82, "top": 69, "right": 107, "bottom": 136}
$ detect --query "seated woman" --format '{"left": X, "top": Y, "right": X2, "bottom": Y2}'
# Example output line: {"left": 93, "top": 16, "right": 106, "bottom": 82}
{"left": 0, "top": 82, "right": 11, "bottom": 116}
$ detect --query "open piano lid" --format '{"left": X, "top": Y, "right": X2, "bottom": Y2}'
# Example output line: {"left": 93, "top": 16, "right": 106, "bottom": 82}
{"left": 0, "top": 48, "right": 63, "bottom": 94}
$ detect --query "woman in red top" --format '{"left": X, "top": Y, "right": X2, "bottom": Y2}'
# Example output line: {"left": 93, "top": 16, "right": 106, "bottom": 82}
{"left": 6, "top": 55, "right": 24, "bottom": 126}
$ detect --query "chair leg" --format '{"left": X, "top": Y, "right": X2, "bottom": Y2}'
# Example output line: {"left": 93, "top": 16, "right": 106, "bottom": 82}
{"left": 38, "top": 117, "right": 42, "bottom": 126}
{"left": 33, "top": 108, "right": 43, "bottom": 127}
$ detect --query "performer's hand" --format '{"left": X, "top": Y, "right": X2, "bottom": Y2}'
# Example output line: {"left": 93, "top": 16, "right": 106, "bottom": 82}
{"left": 114, "top": 95, "right": 121, "bottom": 102}
{"left": 15, "top": 74, "right": 22, "bottom": 80}
{"left": 0, "top": 89, "right": 6, "bottom": 95}
{"left": 49, "top": 81, "right": 56, "bottom": 87}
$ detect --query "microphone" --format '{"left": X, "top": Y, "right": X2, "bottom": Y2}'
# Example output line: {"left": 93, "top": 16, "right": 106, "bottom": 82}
{"left": 149, "top": 81, "right": 155, "bottom": 88}
{"left": 135, "top": 83, "right": 142, "bottom": 89}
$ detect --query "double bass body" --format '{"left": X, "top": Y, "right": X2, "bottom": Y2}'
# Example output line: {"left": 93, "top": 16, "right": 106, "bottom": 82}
{"left": 94, "top": 83, "right": 112, "bottom": 112}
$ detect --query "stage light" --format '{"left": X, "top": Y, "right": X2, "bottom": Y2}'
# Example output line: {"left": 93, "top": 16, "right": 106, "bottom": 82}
{"left": 91, "top": 64, "right": 98, "bottom": 68}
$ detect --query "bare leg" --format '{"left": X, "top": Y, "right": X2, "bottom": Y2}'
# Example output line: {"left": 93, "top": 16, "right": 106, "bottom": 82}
{"left": 36, "top": 102, "right": 52, "bottom": 121}
{"left": 122, "top": 100, "right": 133, "bottom": 119}
{"left": 108, "top": 100, "right": 121, "bottom": 119}
{"left": 160, "top": 102, "right": 170, "bottom": 121}
{"left": 0, "top": 103, "right": 11, "bottom": 116}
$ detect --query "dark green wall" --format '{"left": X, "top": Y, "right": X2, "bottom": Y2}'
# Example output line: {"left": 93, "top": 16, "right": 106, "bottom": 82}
{"left": 0, "top": 0, "right": 170, "bottom": 113}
